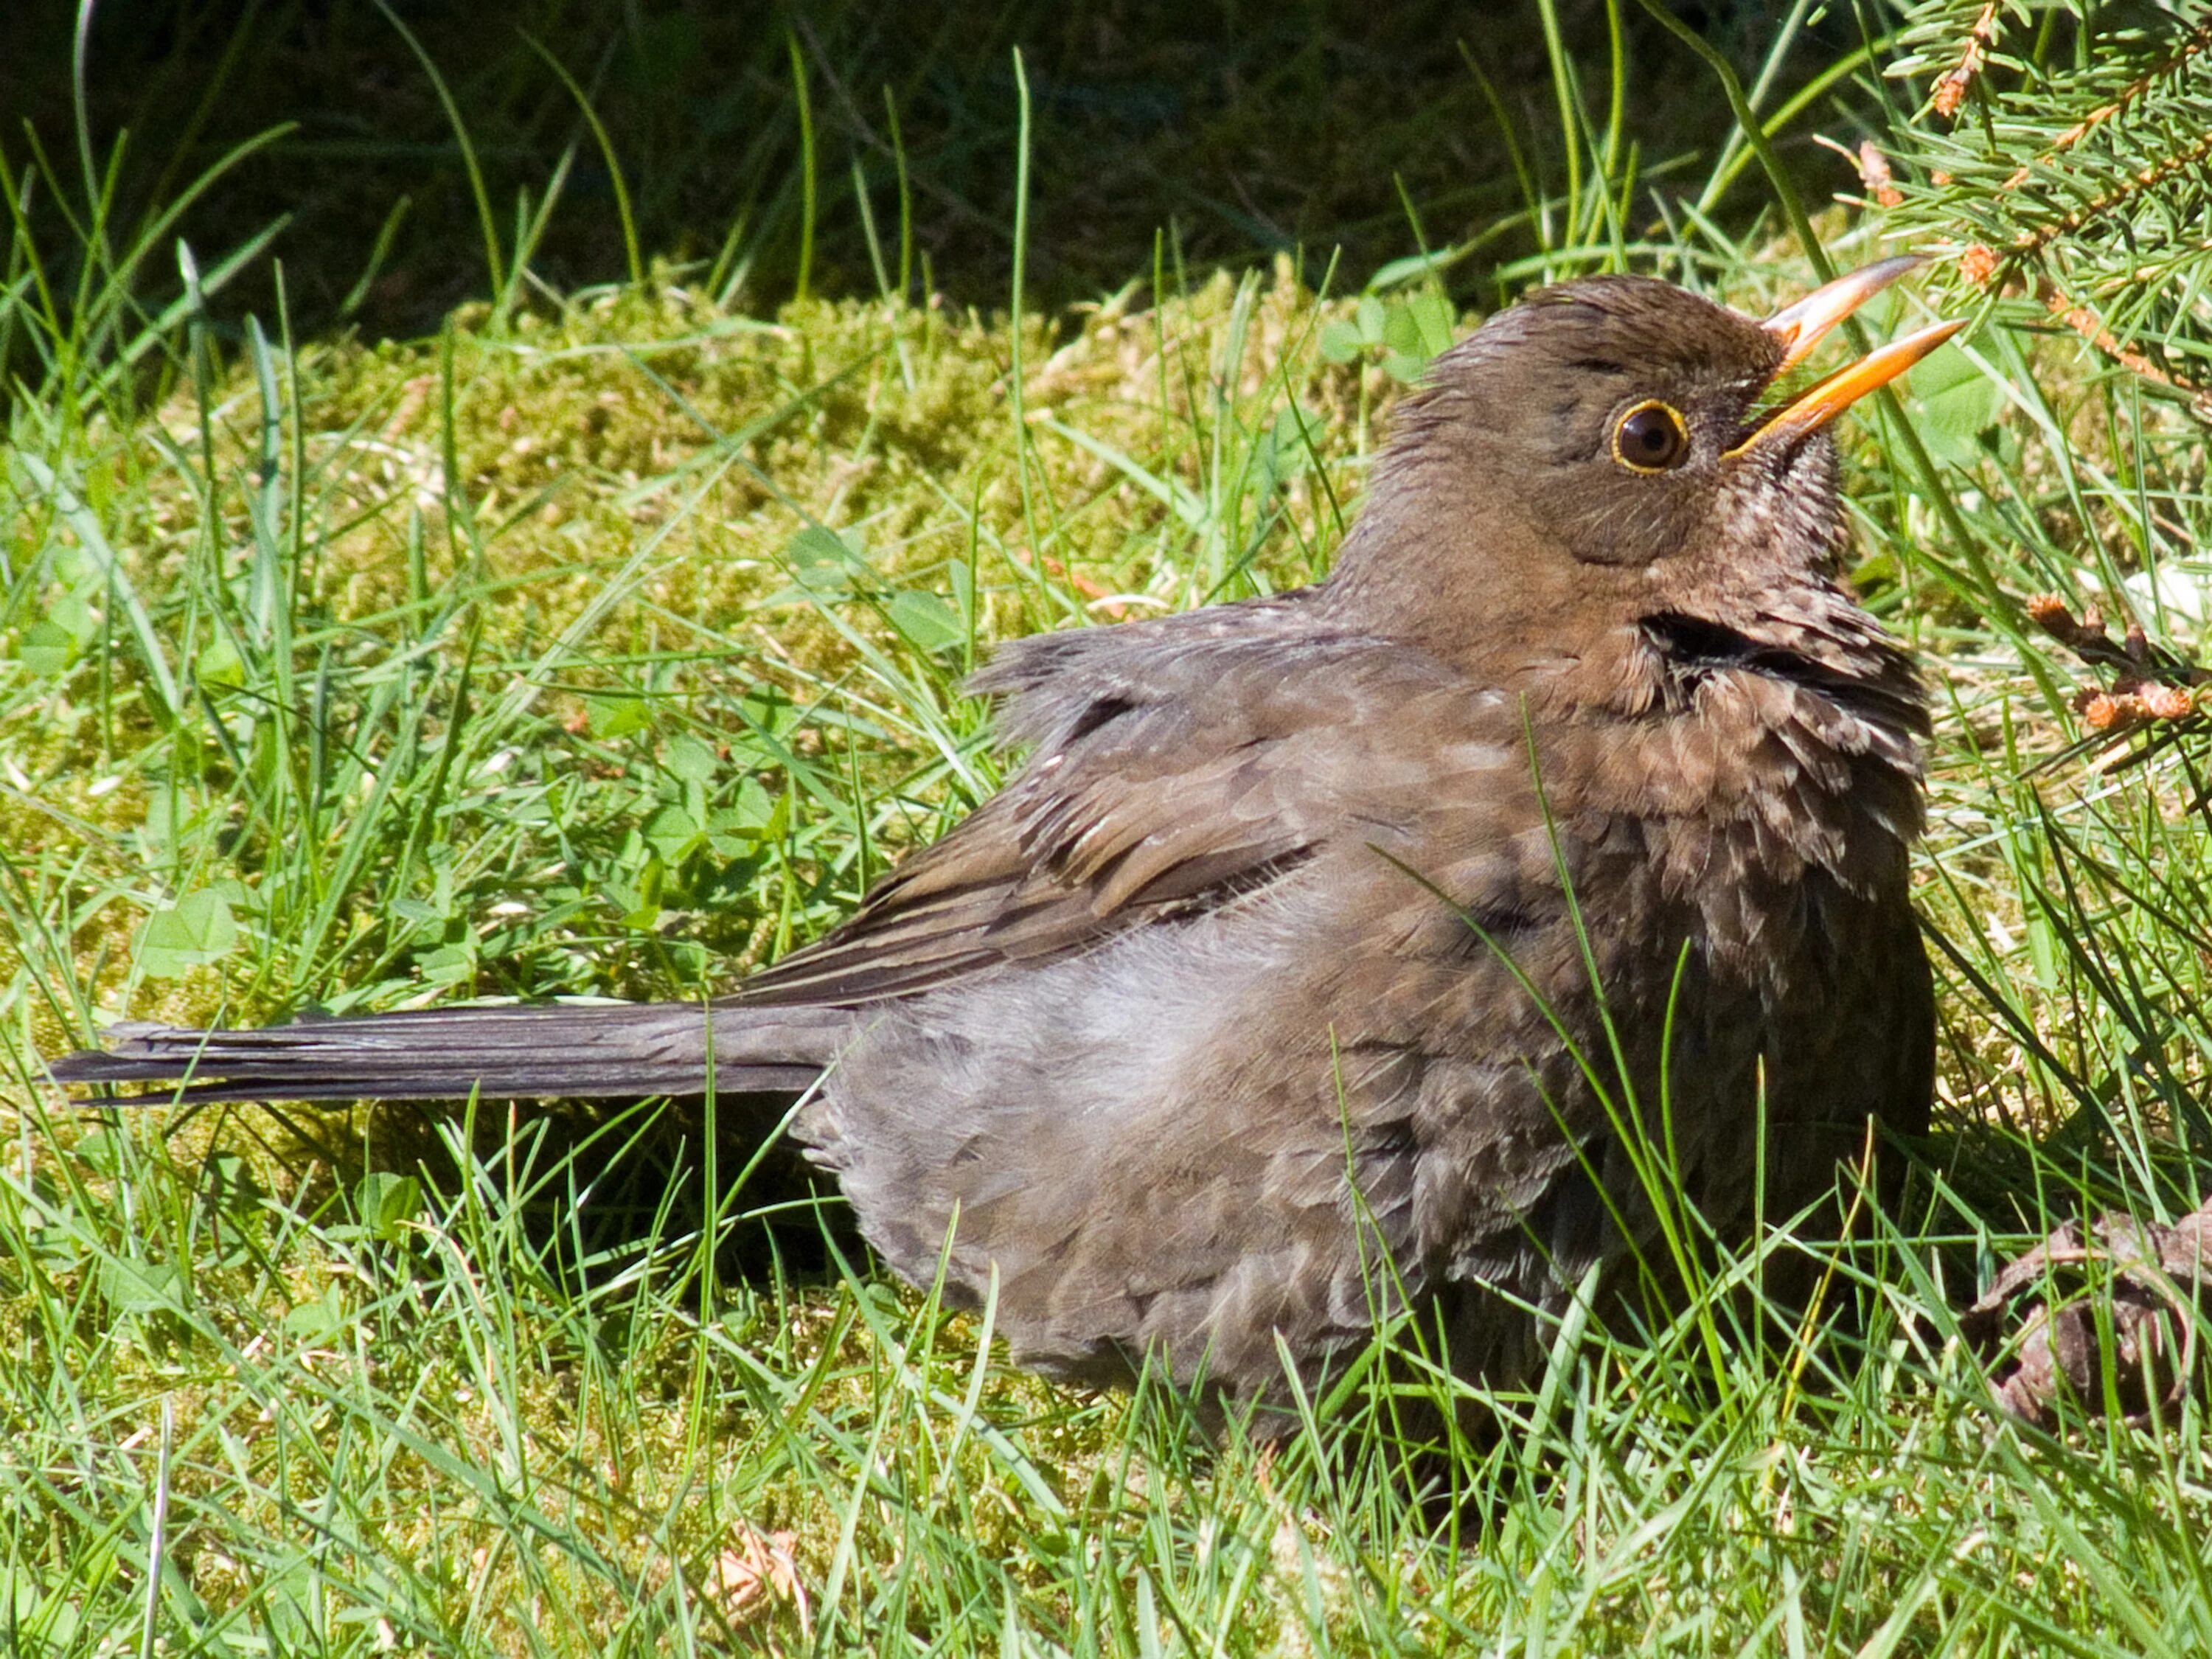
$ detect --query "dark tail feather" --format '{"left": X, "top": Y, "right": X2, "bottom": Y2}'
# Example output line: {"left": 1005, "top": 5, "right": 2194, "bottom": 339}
{"left": 45, "top": 1000, "right": 850, "bottom": 1104}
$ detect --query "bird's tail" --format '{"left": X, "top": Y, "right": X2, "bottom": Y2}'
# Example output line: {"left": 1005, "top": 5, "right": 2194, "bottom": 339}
{"left": 45, "top": 1000, "right": 849, "bottom": 1104}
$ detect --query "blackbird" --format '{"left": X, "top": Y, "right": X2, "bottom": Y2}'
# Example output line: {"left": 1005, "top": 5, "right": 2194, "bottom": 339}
{"left": 52, "top": 260, "right": 1960, "bottom": 1403}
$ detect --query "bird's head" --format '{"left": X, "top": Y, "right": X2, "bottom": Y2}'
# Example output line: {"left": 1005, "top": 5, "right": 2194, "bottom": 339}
{"left": 1329, "top": 260, "right": 1961, "bottom": 687}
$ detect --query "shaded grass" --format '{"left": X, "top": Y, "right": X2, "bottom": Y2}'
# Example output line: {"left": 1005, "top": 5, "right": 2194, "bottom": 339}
{"left": 1, "top": 0, "right": 1881, "bottom": 345}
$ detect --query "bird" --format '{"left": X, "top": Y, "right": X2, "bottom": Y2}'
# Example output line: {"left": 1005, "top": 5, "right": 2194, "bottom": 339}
{"left": 50, "top": 259, "right": 1960, "bottom": 1409}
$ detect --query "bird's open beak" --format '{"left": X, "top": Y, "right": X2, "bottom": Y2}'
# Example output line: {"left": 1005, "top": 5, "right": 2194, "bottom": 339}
{"left": 1728, "top": 257, "right": 1966, "bottom": 458}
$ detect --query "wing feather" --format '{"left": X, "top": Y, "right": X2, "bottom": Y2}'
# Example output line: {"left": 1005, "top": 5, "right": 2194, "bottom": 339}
{"left": 737, "top": 607, "right": 1474, "bottom": 1007}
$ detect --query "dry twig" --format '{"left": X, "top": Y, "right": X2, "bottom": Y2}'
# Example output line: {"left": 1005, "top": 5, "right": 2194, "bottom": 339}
{"left": 2029, "top": 592, "right": 2203, "bottom": 741}
{"left": 1931, "top": 3, "right": 2002, "bottom": 117}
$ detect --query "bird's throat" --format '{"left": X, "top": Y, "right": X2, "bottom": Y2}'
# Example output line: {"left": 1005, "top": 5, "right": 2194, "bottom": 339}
{"left": 1643, "top": 611, "right": 1860, "bottom": 706}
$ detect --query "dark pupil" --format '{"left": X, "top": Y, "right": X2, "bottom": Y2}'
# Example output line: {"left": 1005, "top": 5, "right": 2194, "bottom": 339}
{"left": 1627, "top": 410, "right": 1680, "bottom": 460}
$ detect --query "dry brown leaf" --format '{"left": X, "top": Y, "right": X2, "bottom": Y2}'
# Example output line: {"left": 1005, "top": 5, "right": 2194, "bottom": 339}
{"left": 1961, "top": 1200, "right": 2212, "bottom": 1429}
{"left": 702, "top": 1524, "right": 812, "bottom": 1639}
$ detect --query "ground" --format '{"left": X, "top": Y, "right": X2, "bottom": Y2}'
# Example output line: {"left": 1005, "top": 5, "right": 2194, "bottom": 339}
{"left": 8, "top": 21, "right": 2212, "bottom": 1656}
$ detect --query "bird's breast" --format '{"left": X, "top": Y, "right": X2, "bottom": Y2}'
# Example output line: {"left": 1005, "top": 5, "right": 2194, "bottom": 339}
{"left": 1531, "top": 662, "right": 1924, "bottom": 994}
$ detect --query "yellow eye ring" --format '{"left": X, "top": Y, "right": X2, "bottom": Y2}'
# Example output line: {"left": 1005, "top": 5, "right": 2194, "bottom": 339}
{"left": 1612, "top": 400, "right": 1691, "bottom": 473}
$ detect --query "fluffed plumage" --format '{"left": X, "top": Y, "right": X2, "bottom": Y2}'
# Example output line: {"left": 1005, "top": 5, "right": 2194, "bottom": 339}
{"left": 51, "top": 269, "right": 1944, "bottom": 1405}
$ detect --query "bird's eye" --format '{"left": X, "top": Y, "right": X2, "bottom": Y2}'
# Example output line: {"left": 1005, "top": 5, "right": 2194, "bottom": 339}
{"left": 1611, "top": 400, "right": 1691, "bottom": 473}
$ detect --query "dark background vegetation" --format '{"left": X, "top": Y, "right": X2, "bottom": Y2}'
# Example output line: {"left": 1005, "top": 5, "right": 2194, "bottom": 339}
{"left": 4, "top": 0, "right": 1893, "bottom": 338}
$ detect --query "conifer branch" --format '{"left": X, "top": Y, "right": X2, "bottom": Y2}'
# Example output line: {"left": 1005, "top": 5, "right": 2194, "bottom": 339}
{"left": 1931, "top": 2, "right": 2001, "bottom": 117}
{"left": 1997, "top": 17, "right": 2212, "bottom": 185}
{"left": 1881, "top": 3, "right": 2212, "bottom": 403}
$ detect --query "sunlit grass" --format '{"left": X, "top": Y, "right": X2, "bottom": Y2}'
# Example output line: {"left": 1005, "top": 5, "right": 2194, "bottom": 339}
{"left": 10, "top": 12, "right": 2212, "bottom": 1657}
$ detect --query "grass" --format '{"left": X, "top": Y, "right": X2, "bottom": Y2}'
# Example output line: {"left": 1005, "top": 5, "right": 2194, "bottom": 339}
{"left": 10, "top": 9, "right": 2212, "bottom": 1656}
{"left": 0, "top": 0, "right": 1812, "bottom": 344}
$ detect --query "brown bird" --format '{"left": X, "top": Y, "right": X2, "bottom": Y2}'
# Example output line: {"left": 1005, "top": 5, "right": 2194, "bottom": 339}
{"left": 51, "top": 260, "right": 1959, "bottom": 1405}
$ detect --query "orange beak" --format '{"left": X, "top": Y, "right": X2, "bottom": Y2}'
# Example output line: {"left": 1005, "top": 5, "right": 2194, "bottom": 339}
{"left": 1762, "top": 255, "right": 1924, "bottom": 375}
{"left": 1728, "top": 257, "right": 1966, "bottom": 458}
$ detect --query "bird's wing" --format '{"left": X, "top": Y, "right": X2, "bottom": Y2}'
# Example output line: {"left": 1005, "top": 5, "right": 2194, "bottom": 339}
{"left": 734, "top": 610, "right": 1487, "bottom": 1006}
